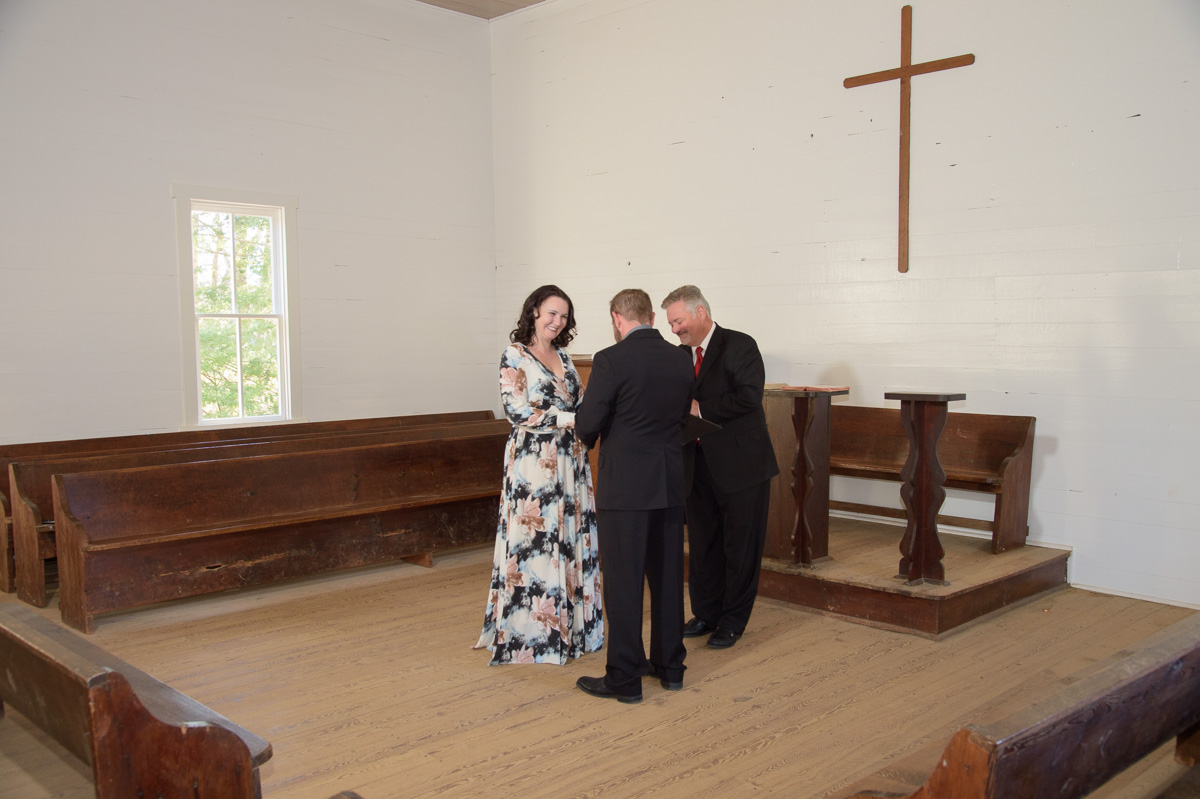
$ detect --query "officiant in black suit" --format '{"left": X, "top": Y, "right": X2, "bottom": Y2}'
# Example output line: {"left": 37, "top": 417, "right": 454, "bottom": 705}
{"left": 661, "top": 285, "right": 779, "bottom": 649}
{"left": 574, "top": 288, "right": 695, "bottom": 704}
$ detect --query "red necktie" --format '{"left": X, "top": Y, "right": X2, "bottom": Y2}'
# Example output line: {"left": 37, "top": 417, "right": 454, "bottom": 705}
{"left": 694, "top": 345, "right": 704, "bottom": 377}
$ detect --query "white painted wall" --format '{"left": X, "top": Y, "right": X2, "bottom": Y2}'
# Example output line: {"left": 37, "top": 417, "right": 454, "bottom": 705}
{"left": 0, "top": 0, "right": 497, "bottom": 441}
{"left": 491, "top": 0, "right": 1200, "bottom": 605}
{"left": 1, "top": 0, "right": 1196, "bottom": 607}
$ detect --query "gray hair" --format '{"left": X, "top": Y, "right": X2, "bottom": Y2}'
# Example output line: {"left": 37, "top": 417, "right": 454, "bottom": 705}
{"left": 661, "top": 285, "right": 711, "bottom": 317}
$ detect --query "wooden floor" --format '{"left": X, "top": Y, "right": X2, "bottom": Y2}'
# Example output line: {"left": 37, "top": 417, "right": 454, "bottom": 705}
{"left": 1, "top": 530, "right": 1195, "bottom": 799}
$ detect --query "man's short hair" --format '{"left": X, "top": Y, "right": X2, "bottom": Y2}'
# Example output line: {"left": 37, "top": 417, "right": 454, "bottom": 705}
{"left": 661, "top": 285, "right": 711, "bottom": 317}
{"left": 610, "top": 288, "right": 654, "bottom": 325}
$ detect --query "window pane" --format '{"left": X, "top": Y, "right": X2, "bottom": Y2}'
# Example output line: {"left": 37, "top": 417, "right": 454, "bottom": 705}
{"left": 240, "top": 317, "right": 280, "bottom": 418}
{"left": 192, "top": 211, "right": 234, "bottom": 314}
{"left": 198, "top": 317, "right": 240, "bottom": 419}
{"left": 234, "top": 214, "right": 274, "bottom": 314}
{"left": 182, "top": 192, "right": 294, "bottom": 426}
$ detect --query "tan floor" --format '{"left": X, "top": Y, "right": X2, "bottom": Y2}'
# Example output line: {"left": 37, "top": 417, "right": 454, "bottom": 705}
{"left": 0, "top": 542, "right": 1193, "bottom": 798}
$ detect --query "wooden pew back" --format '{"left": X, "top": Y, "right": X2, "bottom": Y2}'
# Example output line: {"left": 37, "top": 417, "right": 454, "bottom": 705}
{"left": 11, "top": 419, "right": 505, "bottom": 533}
{"left": 1, "top": 410, "right": 492, "bottom": 523}
{"left": 0, "top": 604, "right": 270, "bottom": 798}
{"left": 0, "top": 410, "right": 493, "bottom": 592}
{"left": 829, "top": 405, "right": 911, "bottom": 472}
{"left": 54, "top": 427, "right": 507, "bottom": 544}
{"left": 837, "top": 613, "right": 1200, "bottom": 799}
{"left": 964, "top": 613, "right": 1200, "bottom": 798}
{"left": 938, "top": 412, "right": 1036, "bottom": 482}
{"left": 9, "top": 419, "right": 509, "bottom": 606}
{"left": 52, "top": 427, "right": 510, "bottom": 631}
{"left": 826, "top": 405, "right": 1035, "bottom": 552}
{"left": 830, "top": 405, "right": 1035, "bottom": 486}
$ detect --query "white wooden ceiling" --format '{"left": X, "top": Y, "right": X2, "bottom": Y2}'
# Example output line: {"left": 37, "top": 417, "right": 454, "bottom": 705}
{"left": 411, "top": 0, "right": 550, "bottom": 20}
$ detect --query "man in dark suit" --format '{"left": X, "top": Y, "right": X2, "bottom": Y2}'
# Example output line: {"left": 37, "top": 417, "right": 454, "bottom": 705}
{"left": 574, "top": 289, "right": 695, "bottom": 704}
{"left": 661, "top": 285, "right": 779, "bottom": 649}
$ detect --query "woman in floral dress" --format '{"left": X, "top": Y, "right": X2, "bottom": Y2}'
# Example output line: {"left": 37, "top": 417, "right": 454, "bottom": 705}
{"left": 474, "top": 285, "right": 604, "bottom": 664}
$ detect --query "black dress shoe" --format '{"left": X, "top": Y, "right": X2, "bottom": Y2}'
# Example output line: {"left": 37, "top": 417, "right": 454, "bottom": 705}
{"left": 682, "top": 617, "right": 716, "bottom": 638}
{"left": 577, "top": 675, "right": 642, "bottom": 704}
{"left": 707, "top": 628, "right": 742, "bottom": 649}
{"left": 645, "top": 663, "right": 683, "bottom": 691}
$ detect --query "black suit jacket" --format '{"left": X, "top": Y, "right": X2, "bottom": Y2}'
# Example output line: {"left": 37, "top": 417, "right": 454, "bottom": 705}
{"left": 576, "top": 328, "right": 694, "bottom": 511}
{"left": 683, "top": 324, "right": 779, "bottom": 493}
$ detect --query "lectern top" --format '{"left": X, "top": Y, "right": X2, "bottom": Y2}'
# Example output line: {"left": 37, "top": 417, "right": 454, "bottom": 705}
{"left": 884, "top": 391, "right": 966, "bottom": 403}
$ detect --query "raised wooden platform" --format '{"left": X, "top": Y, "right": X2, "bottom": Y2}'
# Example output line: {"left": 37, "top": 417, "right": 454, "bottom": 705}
{"left": 757, "top": 516, "right": 1069, "bottom": 638}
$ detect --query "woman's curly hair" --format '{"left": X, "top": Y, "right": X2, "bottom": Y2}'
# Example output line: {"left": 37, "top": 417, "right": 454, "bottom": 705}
{"left": 510, "top": 285, "right": 577, "bottom": 348}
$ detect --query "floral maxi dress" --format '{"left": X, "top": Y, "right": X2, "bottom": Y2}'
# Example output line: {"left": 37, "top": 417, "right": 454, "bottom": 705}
{"left": 474, "top": 344, "right": 604, "bottom": 664}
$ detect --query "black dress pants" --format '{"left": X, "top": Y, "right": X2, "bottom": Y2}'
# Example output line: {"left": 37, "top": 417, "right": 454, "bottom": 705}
{"left": 597, "top": 506, "right": 687, "bottom": 694}
{"left": 686, "top": 445, "right": 771, "bottom": 634}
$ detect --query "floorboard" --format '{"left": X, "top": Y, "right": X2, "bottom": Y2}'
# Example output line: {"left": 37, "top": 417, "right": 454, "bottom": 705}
{"left": 0, "top": 538, "right": 1193, "bottom": 798}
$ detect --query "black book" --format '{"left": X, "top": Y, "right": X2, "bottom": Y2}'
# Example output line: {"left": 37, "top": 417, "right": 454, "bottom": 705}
{"left": 680, "top": 414, "right": 720, "bottom": 444}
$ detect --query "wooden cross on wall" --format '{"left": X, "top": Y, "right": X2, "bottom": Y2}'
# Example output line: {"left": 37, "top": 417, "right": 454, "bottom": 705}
{"left": 844, "top": 5, "right": 974, "bottom": 273}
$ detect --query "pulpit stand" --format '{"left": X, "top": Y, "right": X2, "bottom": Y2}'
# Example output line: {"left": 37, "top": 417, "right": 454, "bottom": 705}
{"left": 785, "top": 389, "right": 851, "bottom": 566}
{"left": 885, "top": 391, "right": 965, "bottom": 585}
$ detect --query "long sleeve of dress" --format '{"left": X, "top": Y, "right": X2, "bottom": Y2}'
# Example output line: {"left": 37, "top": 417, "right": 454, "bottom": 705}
{"left": 499, "top": 345, "right": 574, "bottom": 430}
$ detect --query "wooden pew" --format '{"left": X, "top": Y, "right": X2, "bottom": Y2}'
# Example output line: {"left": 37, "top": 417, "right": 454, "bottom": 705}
{"left": 0, "top": 409, "right": 494, "bottom": 593}
{"left": 53, "top": 429, "right": 507, "bottom": 632}
{"left": 827, "top": 405, "right": 1035, "bottom": 553}
{"left": 831, "top": 612, "right": 1200, "bottom": 799}
{"left": 0, "top": 602, "right": 271, "bottom": 797}
{"left": 0, "top": 604, "right": 366, "bottom": 799}
{"left": 10, "top": 418, "right": 509, "bottom": 608}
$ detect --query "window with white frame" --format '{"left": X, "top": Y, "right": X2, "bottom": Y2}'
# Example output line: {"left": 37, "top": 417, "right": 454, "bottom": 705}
{"left": 173, "top": 185, "right": 301, "bottom": 426}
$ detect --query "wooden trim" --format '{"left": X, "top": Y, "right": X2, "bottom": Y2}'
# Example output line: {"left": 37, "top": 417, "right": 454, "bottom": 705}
{"left": 829, "top": 500, "right": 994, "bottom": 533}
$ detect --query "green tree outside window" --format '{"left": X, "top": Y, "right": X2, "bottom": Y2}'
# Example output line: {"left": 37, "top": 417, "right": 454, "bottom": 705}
{"left": 191, "top": 210, "right": 281, "bottom": 420}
